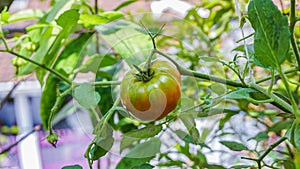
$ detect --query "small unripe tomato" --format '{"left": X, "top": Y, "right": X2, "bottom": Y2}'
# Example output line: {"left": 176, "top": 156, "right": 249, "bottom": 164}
{"left": 24, "top": 42, "right": 38, "bottom": 52}
{"left": 11, "top": 57, "right": 27, "bottom": 67}
{"left": 120, "top": 60, "right": 181, "bottom": 122}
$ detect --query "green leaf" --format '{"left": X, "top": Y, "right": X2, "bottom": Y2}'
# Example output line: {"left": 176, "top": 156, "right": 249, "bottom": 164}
{"left": 132, "top": 164, "right": 154, "bottom": 169}
{"left": 77, "top": 54, "right": 102, "bottom": 73}
{"left": 116, "top": 157, "right": 153, "bottom": 169}
{"left": 74, "top": 82, "right": 101, "bottom": 109}
{"left": 248, "top": 0, "right": 290, "bottom": 68}
{"left": 174, "top": 130, "right": 211, "bottom": 149}
{"left": 285, "top": 121, "right": 300, "bottom": 148}
{"left": 19, "top": 0, "right": 76, "bottom": 76}
{"left": 230, "top": 165, "right": 257, "bottom": 169}
{"left": 219, "top": 110, "right": 239, "bottom": 130}
{"left": 248, "top": 132, "right": 269, "bottom": 142}
{"left": 268, "top": 120, "right": 293, "bottom": 133}
{"left": 61, "top": 165, "right": 83, "bottom": 169}
{"left": 40, "top": 76, "right": 61, "bottom": 129}
{"left": 99, "top": 55, "right": 118, "bottom": 68}
{"left": 126, "top": 138, "right": 161, "bottom": 158}
{"left": 120, "top": 125, "right": 162, "bottom": 152}
{"left": 205, "top": 164, "right": 226, "bottom": 169}
{"left": 80, "top": 11, "right": 123, "bottom": 28}
{"left": 53, "top": 32, "right": 93, "bottom": 76}
{"left": 179, "top": 97, "right": 200, "bottom": 144}
{"left": 116, "top": 138, "right": 160, "bottom": 169}
{"left": 89, "top": 123, "right": 114, "bottom": 160}
{"left": 219, "top": 141, "right": 248, "bottom": 151}
{"left": 113, "top": 0, "right": 138, "bottom": 11}
{"left": 224, "top": 88, "right": 257, "bottom": 100}
{"left": 209, "top": 83, "right": 226, "bottom": 96}
{"left": 96, "top": 21, "right": 152, "bottom": 66}
{"left": 36, "top": 9, "right": 80, "bottom": 82}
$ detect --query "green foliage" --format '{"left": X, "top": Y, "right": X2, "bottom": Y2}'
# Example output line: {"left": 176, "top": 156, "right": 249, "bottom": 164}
{"left": 61, "top": 165, "right": 83, "bottom": 169}
{"left": 219, "top": 141, "right": 249, "bottom": 151}
{"left": 74, "top": 82, "right": 101, "bottom": 109}
{"left": 248, "top": 0, "right": 290, "bottom": 69}
{"left": 0, "top": 0, "right": 299, "bottom": 168}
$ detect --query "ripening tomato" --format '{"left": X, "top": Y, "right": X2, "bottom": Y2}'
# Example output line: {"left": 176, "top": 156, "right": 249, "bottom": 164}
{"left": 120, "top": 60, "right": 181, "bottom": 121}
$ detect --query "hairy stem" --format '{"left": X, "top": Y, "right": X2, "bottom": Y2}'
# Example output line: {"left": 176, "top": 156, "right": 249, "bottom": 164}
{"left": 156, "top": 50, "right": 245, "bottom": 87}
{"left": 278, "top": 66, "right": 300, "bottom": 118}
{"left": 290, "top": 0, "right": 300, "bottom": 71}
{"left": 256, "top": 68, "right": 297, "bottom": 84}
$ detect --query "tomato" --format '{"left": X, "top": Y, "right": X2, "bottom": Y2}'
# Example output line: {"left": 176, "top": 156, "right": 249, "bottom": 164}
{"left": 120, "top": 60, "right": 181, "bottom": 121}
{"left": 24, "top": 42, "right": 38, "bottom": 52}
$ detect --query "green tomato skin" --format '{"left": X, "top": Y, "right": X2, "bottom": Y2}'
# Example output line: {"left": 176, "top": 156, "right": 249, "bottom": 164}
{"left": 120, "top": 60, "right": 181, "bottom": 122}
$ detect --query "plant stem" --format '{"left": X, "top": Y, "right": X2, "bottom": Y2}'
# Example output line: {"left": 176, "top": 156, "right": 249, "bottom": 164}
{"left": 48, "top": 94, "right": 63, "bottom": 132}
{"left": 0, "top": 125, "right": 42, "bottom": 155}
{"left": 256, "top": 68, "right": 297, "bottom": 84}
{"left": 249, "top": 82, "right": 293, "bottom": 113}
{"left": 155, "top": 50, "right": 245, "bottom": 88}
{"left": 242, "top": 137, "right": 287, "bottom": 169}
{"left": 290, "top": 0, "right": 300, "bottom": 71}
{"left": 278, "top": 66, "right": 300, "bottom": 118}
{"left": 90, "top": 107, "right": 100, "bottom": 121}
{"left": 6, "top": 50, "right": 72, "bottom": 84}
{"left": 144, "top": 49, "right": 156, "bottom": 72}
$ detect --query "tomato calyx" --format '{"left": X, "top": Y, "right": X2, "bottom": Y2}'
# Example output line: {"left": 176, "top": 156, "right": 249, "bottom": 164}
{"left": 132, "top": 64, "right": 155, "bottom": 82}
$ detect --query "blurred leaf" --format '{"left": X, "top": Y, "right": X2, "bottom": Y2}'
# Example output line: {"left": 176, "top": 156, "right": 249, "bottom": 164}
{"left": 114, "top": 0, "right": 138, "bottom": 11}
{"left": 96, "top": 20, "right": 152, "bottom": 66}
{"left": 219, "top": 110, "right": 239, "bottom": 130}
{"left": 80, "top": 11, "right": 123, "bottom": 28}
{"left": 132, "top": 164, "right": 154, "bottom": 169}
{"left": 225, "top": 88, "right": 257, "bottom": 100}
{"left": 179, "top": 97, "right": 200, "bottom": 144}
{"left": 174, "top": 130, "right": 211, "bottom": 149}
{"left": 283, "top": 159, "right": 295, "bottom": 169}
{"left": 248, "top": 132, "right": 269, "bottom": 142}
{"left": 126, "top": 138, "right": 161, "bottom": 158}
{"left": 8, "top": 9, "right": 44, "bottom": 23}
{"left": 77, "top": 54, "right": 102, "bottom": 73}
{"left": 209, "top": 83, "right": 226, "bottom": 96}
{"left": 120, "top": 125, "right": 162, "bottom": 152}
{"left": 116, "top": 138, "right": 160, "bottom": 169}
{"left": 268, "top": 120, "right": 293, "bottom": 133}
{"left": 74, "top": 82, "right": 101, "bottom": 109}
{"left": 230, "top": 165, "right": 257, "bottom": 169}
{"left": 116, "top": 157, "right": 153, "bottom": 169}
{"left": 61, "top": 165, "right": 83, "bottom": 169}
{"left": 20, "top": 0, "right": 76, "bottom": 76}
{"left": 248, "top": 0, "right": 290, "bottom": 68}
{"left": 99, "top": 55, "right": 118, "bottom": 68}
{"left": 37, "top": 9, "right": 80, "bottom": 82}
{"left": 219, "top": 141, "right": 248, "bottom": 151}
{"left": 205, "top": 164, "right": 226, "bottom": 169}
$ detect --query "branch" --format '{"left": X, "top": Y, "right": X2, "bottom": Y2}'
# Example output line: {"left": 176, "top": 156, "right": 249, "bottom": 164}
{"left": 290, "top": 0, "right": 300, "bottom": 71}
{"left": 155, "top": 50, "right": 245, "bottom": 88}
{"left": 0, "top": 125, "right": 42, "bottom": 155}
{"left": 7, "top": 51, "right": 72, "bottom": 84}
{"left": 241, "top": 137, "right": 287, "bottom": 169}
{"left": 0, "top": 80, "right": 21, "bottom": 110}
{"left": 249, "top": 82, "right": 293, "bottom": 113}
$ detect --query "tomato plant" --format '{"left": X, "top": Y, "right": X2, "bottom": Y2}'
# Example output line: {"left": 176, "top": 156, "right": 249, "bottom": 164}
{"left": 120, "top": 60, "right": 181, "bottom": 121}
{"left": 0, "top": 0, "right": 300, "bottom": 169}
